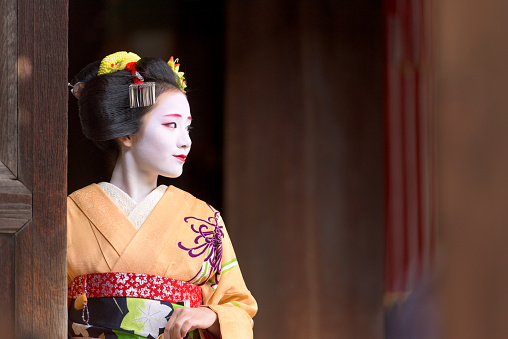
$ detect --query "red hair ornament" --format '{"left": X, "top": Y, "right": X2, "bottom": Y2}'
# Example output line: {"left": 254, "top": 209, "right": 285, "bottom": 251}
{"left": 125, "top": 62, "right": 156, "bottom": 108}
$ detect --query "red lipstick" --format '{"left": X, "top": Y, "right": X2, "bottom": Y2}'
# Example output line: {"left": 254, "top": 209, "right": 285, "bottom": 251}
{"left": 174, "top": 154, "right": 187, "bottom": 162}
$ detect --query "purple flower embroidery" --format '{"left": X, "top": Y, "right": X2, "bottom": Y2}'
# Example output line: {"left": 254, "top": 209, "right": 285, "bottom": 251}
{"left": 178, "top": 204, "right": 224, "bottom": 285}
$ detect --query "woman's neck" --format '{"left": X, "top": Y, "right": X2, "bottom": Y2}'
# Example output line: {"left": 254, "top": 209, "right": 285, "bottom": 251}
{"left": 109, "top": 151, "right": 158, "bottom": 203}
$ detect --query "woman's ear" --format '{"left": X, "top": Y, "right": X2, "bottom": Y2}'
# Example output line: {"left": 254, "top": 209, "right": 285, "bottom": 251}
{"left": 117, "top": 135, "right": 135, "bottom": 147}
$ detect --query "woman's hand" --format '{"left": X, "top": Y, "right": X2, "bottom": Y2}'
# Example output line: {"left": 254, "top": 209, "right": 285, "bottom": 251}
{"left": 164, "top": 307, "right": 220, "bottom": 339}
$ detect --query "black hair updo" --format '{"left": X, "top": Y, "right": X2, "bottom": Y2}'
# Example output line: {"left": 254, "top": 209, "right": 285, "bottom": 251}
{"left": 70, "top": 56, "right": 185, "bottom": 152}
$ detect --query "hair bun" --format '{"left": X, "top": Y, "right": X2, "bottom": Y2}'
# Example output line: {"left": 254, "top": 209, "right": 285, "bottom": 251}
{"left": 69, "top": 60, "right": 101, "bottom": 87}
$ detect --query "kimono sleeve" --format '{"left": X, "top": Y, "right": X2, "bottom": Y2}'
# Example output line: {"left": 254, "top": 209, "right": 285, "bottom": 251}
{"left": 200, "top": 222, "right": 257, "bottom": 339}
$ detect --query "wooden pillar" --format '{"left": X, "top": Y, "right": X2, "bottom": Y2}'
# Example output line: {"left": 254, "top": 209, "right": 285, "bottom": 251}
{"left": 224, "top": 1, "right": 384, "bottom": 337}
{"left": 436, "top": 0, "right": 508, "bottom": 338}
{"left": 0, "top": 0, "right": 68, "bottom": 337}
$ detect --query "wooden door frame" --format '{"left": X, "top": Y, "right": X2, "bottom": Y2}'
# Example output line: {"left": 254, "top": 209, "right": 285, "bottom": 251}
{"left": 0, "top": 0, "right": 68, "bottom": 337}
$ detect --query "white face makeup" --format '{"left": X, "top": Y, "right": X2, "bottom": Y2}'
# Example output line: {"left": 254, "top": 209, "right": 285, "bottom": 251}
{"left": 127, "top": 90, "right": 192, "bottom": 179}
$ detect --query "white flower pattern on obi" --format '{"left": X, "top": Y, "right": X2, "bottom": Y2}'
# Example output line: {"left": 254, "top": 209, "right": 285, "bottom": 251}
{"left": 151, "top": 275, "right": 164, "bottom": 285}
{"left": 162, "top": 284, "right": 174, "bottom": 296}
{"left": 121, "top": 298, "right": 172, "bottom": 338}
{"left": 139, "top": 287, "right": 151, "bottom": 298}
{"left": 101, "top": 280, "right": 114, "bottom": 295}
{"left": 135, "top": 274, "right": 148, "bottom": 285}
{"left": 126, "top": 286, "right": 139, "bottom": 297}
{"left": 90, "top": 274, "right": 102, "bottom": 288}
{"left": 116, "top": 272, "right": 130, "bottom": 284}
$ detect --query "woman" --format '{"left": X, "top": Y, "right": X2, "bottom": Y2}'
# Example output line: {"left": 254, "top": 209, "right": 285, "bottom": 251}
{"left": 67, "top": 51, "right": 257, "bottom": 339}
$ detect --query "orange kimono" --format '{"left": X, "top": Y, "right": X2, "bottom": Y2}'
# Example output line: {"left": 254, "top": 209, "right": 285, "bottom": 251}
{"left": 67, "top": 184, "right": 257, "bottom": 338}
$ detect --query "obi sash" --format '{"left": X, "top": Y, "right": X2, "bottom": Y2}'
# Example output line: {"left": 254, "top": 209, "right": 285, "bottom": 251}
{"left": 68, "top": 272, "right": 203, "bottom": 339}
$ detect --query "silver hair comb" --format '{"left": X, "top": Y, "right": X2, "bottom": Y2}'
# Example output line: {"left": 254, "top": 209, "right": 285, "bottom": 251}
{"left": 129, "top": 81, "right": 156, "bottom": 108}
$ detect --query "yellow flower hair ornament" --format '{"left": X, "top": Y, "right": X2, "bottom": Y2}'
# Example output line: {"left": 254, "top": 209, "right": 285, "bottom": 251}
{"left": 98, "top": 51, "right": 141, "bottom": 76}
{"left": 70, "top": 51, "right": 187, "bottom": 106}
{"left": 98, "top": 51, "right": 156, "bottom": 108}
{"left": 168, "top": 56, "right": 187, "bottom": 93}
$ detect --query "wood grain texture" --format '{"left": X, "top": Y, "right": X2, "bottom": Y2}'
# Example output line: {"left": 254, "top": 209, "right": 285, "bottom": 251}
{"left": 0, "top": 0, "right": 18, "bottom": 174}
{"left": 225, "top": 1, "right": 384, "bottom": 338}
{"left": 15, "top": 0, "right": 68, "bottom": 337}
{"left": 0, "top": 161, "right": 32, "bottom": 233}
{"left": 17, "top": 0, "right": 34, "bottom": 192}
{"left": 0, "top": 234, "right": 15, "bottom": 338}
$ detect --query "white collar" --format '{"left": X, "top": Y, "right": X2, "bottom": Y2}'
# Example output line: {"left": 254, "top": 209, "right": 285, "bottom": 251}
{"left": 97, "top": 182, "right": 168, "bottom": 230}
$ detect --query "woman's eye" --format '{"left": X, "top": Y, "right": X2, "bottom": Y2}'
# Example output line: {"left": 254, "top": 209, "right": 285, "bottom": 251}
{"left": 162, "top": 122, "right": 177, "bottom": 128}
{"left": 186, "top": 125, "right": 193, "bottom": 132}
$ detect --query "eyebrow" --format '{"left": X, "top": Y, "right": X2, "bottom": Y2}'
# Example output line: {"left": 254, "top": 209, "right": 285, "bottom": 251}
{"left": 163, "top": 114, "right": 192, "bottom": 120}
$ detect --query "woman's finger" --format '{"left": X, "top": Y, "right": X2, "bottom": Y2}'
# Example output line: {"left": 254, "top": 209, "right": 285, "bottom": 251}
{"left": 170, "top": 308, "right": 191, "bottom": 339}
{"left": 164, "top": 307, "right": 218, "bottom": 339}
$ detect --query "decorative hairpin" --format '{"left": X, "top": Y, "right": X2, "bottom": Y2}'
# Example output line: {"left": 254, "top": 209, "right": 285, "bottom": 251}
{"left": 126, "top": 62, "right": 156, "bottom": 108}
{"left": 98, "top": 51, "right": 141, "bottom": 76}
{"left": 167, "top": 56, "right": 187, "bottom": 92}
{"left": 69, "top": 82, "right": 85, "bottom": 99}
